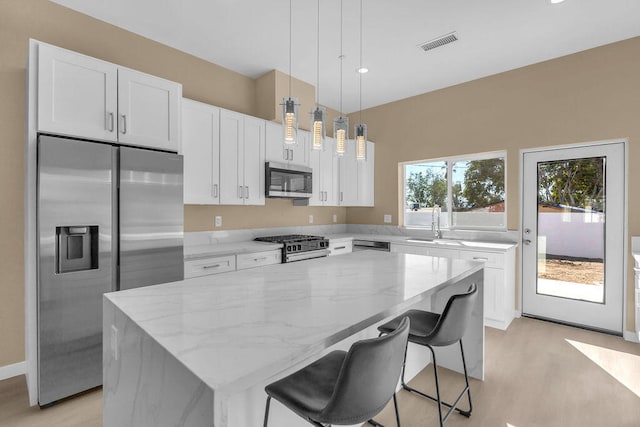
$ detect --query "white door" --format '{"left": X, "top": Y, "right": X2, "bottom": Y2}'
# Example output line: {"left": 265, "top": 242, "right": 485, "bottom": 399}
{"left": 265, "top": 121, "right": 287, "bottom": 163}
{"left": 181, "top": 99, "right": 220, "bottom": 204}
{"left": 117, "top": 67, "right": 181, "bottom": 151}
{"left": 322, "top": 138, "right": 339, "bottom": 206}
{"left": 219, "top": 109, "right": 244, "bottom": 205}
{"left": 242, "top": 116, "right": 265, "bottom": 205}
{"left": 38, "top": 43, "right": 118, "bottom": 142}
{"left": 521, "top": 142, "right": 625, "bottom": 333}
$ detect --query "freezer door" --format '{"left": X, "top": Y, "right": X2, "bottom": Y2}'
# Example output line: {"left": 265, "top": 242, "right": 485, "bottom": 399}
{"left": 119, "top": 147, "right": 184, "bottom": 290}
{"left": 37, "top": 136, "right": 116, "bottom": 405}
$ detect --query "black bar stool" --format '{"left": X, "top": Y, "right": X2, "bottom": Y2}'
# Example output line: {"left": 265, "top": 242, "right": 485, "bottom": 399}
{"left": 263, "top": 317, "right": 410, "bottom": 427}
{"left": 377, "top": 284, "right": 478, "bottom": 427}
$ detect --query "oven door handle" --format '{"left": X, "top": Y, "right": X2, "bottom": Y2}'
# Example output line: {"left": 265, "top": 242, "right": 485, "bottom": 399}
{"left": 285, "top": 249, "right": 330, "bottom": 262}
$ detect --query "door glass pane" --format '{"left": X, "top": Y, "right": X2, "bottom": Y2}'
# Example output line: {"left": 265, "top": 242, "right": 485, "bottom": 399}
{"left": 404, "top": 161, "right": 449, "bottom": 228}
{"left": 536, "top": 157, "right": 605, "bottom": 303}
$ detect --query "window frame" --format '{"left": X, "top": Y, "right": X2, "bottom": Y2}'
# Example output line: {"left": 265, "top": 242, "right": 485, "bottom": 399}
{"left": 400, "top": 150, "right": 508, "bottom": 231}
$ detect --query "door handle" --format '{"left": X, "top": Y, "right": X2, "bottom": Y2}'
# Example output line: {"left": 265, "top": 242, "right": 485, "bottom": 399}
{"left": 290, "top": 149, "right": 294, "bottom": 161}
{"left": 212, "top": 184, "right": 218, "bottom": 198}
{"left": 121, "top": 114, "right": 127, "bottom": 134}
{"left": 244, "top": 186, "right": 249, "bottom": 199}
{"left": 238, "top": 186, "right": 243, "bottom": 199}
{"left": 284, "top": 148, "right": 288, "bottom": 160}
{"left": 106, "top": 112, "right": 114, "bottom": 132}
{"left": 340, "top": 191, "right": 343, "bottom": 202}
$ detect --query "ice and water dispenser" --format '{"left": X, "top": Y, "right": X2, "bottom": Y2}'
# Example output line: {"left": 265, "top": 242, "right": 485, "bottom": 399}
{"left": 56, "top": 226, "right": 99, "bottom": 273}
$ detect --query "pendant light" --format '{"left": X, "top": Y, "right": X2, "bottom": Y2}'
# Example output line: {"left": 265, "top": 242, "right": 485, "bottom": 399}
{"left": 310, "top": 0, "right": 325, "bottom": 151}
{"left": 354, "top": 0, "right": 367, "bottom": 161}
{"left": 334, "top": 0, "right": 348, "bottom": 157}
{"left": 282, "top": 0, "right": 298, "bottom": 146}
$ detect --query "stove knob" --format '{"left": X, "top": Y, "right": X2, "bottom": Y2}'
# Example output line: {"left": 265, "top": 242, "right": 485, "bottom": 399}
{"left": 297, "top": 244, "right": 302, "bottom": 250}
{"left": 287, "top": 245, "right": 292, "bottom": 251}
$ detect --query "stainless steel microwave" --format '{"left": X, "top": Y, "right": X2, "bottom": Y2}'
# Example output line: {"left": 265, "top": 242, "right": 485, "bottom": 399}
{"left": 265, "top": 162, "right": 312, "bottom": 199}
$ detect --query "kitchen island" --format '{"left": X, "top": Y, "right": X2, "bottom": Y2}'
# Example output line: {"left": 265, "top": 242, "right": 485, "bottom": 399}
{"left": 103, "top": 251, "right": 484, "bottom": 426}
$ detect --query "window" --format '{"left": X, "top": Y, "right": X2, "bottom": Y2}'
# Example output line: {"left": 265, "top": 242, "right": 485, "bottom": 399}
{"left": 402, "top": 152, "right": 506, "bottom": 230}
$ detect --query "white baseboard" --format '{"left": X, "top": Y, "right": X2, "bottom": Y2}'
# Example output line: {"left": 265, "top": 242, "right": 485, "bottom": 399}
{"left": 623, "top": 330, "right": 640, "bottom": 343}
{"left": 0, "top": 361, "right": 27, "bottom": 381}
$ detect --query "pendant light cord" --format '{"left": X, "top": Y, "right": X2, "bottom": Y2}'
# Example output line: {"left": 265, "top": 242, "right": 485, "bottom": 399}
{"left": 289, "top": 0, "right": 292, "bottom": 98}
{"left": 339, "top": 0, "right": 343, "bottom": 115}
{"left": 359, "top": 0, "right": 363, "bottom": 123}
{"left": 316, "top": 0, "right": 320, "bottom": 107}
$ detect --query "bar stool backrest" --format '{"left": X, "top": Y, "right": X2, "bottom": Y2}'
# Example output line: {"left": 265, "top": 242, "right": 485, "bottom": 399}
{"left": 317, "top": 317, "right": 410, "bottom": 425}
{"left": 425, "top": 283, "right": 478, "bottom": 347}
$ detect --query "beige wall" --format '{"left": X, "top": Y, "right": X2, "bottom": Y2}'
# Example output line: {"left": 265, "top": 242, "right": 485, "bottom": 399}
{"left": 347, "top": 37, "right": 640, "bottom": 332}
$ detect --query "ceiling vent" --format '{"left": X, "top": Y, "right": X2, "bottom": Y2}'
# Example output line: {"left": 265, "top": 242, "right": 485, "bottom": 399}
{"left": 418, "top": 32, "right": 458, "bottom": 52}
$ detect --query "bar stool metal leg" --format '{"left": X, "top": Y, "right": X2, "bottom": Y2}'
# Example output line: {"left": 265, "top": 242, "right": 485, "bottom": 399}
{"left": 263, "top": 396, "right": 271, "bottom": 427}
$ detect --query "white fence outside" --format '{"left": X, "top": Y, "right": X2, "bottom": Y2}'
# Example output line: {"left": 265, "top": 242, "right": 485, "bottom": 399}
{"left": 538, "top": 212, "right": 604, "bottom": 260}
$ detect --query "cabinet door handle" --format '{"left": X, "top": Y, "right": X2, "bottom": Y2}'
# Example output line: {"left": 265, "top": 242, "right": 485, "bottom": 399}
{"left": 253, "top": 257, "right": 267, "bottom": 262}
{"left": 106, "top": 112, "right": 114, "bottom": 132}
{"left": 334, "top": 246, "right": 346, "bottom": 250}
{"left": 290, "top": 149, "right": 294, "bottom": 161}
{"left": 245, "top": 186, "right": 249, "bottom": 199}
{"left": 212, "top": 184, "right": 218, "bottom": 198}
{"left": 202, "top": 263, "right": 221, "bottom": 269}
{"left": 473, "top": 257, "right": 489, "bottom": 261}
{"left": 238, "top": 186, "right": 243, "bottom": 199}
{"left": 284, "top": 148, "right": 288, "bottom": 160}
{"left": 340, "top": 191, "right": 343, "bottom": 202}
{"left": 121, "top": 114, "right": 127, "bottom": 134}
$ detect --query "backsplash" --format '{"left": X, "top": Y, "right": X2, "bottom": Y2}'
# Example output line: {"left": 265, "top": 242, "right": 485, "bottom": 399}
{"left": 185, "top": 224, "right": 518, "bottom": 246}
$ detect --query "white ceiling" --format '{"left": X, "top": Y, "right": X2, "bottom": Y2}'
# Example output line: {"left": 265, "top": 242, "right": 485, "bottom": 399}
{"left": 51, "top": 0, "right": 640, "bottom": 114}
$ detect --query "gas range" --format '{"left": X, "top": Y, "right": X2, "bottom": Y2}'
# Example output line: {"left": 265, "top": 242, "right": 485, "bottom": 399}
{"left": 254, "top": 234, "right": 330, "bottom": 263}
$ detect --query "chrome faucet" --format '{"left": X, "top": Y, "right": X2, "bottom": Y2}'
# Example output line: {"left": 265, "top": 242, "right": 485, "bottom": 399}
{"left": 432, "top": 204, "right": 442, "bottom": 239}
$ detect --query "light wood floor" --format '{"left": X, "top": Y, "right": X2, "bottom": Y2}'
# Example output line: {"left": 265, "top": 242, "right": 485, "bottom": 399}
{"left": 1, "top": 317, "right": 639, "bottom": 426}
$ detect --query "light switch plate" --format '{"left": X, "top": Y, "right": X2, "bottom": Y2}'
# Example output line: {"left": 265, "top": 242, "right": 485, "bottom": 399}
{"left": 215, "top": 216, "right": 222, "bottom": 227}
{"left": 332, "top": 214, "right": 337, "bottom": 223}
{"left": 384, "top": 214, "right": 392, "bottom": 223}
{"left": 308, "top": 214, "right": 314, "bottom": 224}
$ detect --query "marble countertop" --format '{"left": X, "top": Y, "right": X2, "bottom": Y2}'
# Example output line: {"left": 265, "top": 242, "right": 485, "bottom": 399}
{"left": 105, "top": 251, "right": 483, "bottom": 394}
{"left": 184, "top": 241, "right": 283, "bottom": 260}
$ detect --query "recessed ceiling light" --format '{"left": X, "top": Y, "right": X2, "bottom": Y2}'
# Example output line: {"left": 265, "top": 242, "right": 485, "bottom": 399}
{"left": 357, "top": 67, "right": 369, "bottom": 74}
{"left": 548, "top": 0, "right": 566, "bottom": 4}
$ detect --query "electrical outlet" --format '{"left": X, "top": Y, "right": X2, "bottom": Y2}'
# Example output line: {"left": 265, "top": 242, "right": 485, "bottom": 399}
{"left": 308, "top": 214, "right": 314, "bottom": 224}
{"left": 111, "top": 325, "right": 119, "bottom": 361}
{"left": 215, "top": 216, "right": 222, "bottom": 227}
{"left": 332, "top": 214, "right": 337, "bottom": 223}
{"left": 384, "top": 214, "right": 392, "bottom": 223}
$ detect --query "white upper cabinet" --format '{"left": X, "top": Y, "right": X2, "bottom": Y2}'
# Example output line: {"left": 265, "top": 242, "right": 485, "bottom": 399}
{"left": 181, "top": 99, "right": 220, "bottom": 204}
{"left": 219, "top": 109, "right": 265, "bottom": 205}
{"left": 38, "top": 43, "right": 118, "bottom": 142}
{"left": 357, "top": 141, "right": 375, "bottom": 206}
{"left": 117, "top": 68, "right": 181, "bottom": 151}
{"left": 338, "top": 142, "right": 358, "bottom": 206}
{"left": 265, "top": 121, "right": 309, "bottom": 166}
{"left": 37, "top": 42, "right": 181, "bottom": 152}
{"left": 309, "top": 137, "right": 339, "bottom": 206}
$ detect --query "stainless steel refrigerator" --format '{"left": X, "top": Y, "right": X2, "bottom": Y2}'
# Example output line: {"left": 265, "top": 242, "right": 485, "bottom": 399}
{"left": 37, "top": 135, "right": 184, "bottom": 406}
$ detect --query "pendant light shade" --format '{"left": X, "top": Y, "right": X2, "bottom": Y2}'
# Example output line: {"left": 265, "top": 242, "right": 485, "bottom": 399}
{"left": 282, "top": 97, "right": 298, "bottom": 145}
{"left": 334, "top": 115, "right": 348, "bottom": 156}
{"left": 311, "top": 106, "right": 326, "bottom": 150}
{"left": 355, "top": 123, "right": 367, "bottom": 160}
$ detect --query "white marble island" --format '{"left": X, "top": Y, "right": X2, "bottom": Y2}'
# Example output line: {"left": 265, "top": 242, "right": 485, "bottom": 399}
{"left": 103, "top": 251, "right": 484, "bottom": 427}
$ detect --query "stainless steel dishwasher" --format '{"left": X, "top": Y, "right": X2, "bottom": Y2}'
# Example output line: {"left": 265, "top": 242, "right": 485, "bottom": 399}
{"left": 352, "top": 239, "right": 391, "bottom": 252}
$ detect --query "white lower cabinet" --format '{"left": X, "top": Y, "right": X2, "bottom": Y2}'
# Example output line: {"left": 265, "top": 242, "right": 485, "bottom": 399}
{"left": 185, "top": 255, "right": 236, "bottom": 279}
{"left": 236, "top": 250, "right": 281, "bottom": 270}
{"left": 328, "top": 240, "right": 353, "bottom": 256}
{"left": 390, "top": 242, "right": 516, "bottom": 330}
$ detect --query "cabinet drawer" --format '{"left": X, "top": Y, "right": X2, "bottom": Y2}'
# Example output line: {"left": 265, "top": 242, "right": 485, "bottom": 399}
{"left": 329, "top": 241, "right": 353, "bottom": 256}
{"left": 459, "top": 250, "right": 505, "bottom": 269}
{"left": 185, "top": 255, "right": 236, "bottom": 278}
{"left": 236, "top": 250, "right": 281, "bottom": 270}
